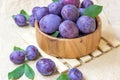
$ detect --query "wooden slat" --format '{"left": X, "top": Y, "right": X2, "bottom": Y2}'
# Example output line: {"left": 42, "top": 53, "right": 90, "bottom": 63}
{"left": 58, "top": 58, "right": 66, "bottom": 64}
{"left": 102, "top": 33, "right": 120, "bottom": 47}
{"left": 91, "top": 50, "right": 102, "bottom": 57}
{"left": 63, "top": 59, "right": 81, "bottom": 68}
{"left": 18, "top": 32, "right": 69, "bottom": 73}
{"left": 99, "top": 39, "right": 112, "bottom": 52}
{"left": 80, "top": 55, "right": 92, "bottom": 63}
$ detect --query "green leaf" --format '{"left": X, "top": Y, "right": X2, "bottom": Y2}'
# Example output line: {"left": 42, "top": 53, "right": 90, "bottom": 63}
{"left": 52, "top": 0, "right": 59, "bottom": 2}
{"left": 12, "top": 15, "right": 15, "bottom": 19}
{"left": 24, "top": 63, "right": 35, "bottom": 79}
{"left": 13, "top": 46, "right": 25, "bottom": 51}
{"left": 51, "top": 31, "right": 59, "bottom": 37}
{"left": 57, "top": 73, "right": 69, "bottom": 80}
{"left": 83, "top": 4, "right": 103, "bottom": 18}
{"left": 8, "top": 64, "right": 24, "bottom": 80}
{"left": 20, "top": 9, "right": 30, "bottom": 21}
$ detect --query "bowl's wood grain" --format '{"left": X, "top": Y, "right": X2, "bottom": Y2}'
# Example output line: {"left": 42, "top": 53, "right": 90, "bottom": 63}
{"left": 35, "top": 17, "right": 101, "bottom": 58}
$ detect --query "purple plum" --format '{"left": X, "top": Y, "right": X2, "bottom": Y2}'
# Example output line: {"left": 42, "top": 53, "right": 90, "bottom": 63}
{"left": 48, "top": 2, "right": 63, "bottom": 15}
{"left": 39, "top": 14, "right": 62, "bottom": 34}
{"left": 26, "top": 45, "right": 40, "bottom": 60}
{"left": 61, "top": 4, "right": 79, "bottom": 21}
{"left": 32, "top": 6, "right": 40, "bottom": 15}
{"left": 34, "top": 7, "right": 49, "bottom": 21}
{"left": 59, "top": 0, "right": 80, "bottom": 7}
{"left": 59, "top": 20, "right": 79, "bottom": 38}
{"left": 29, "top": 15, "right": 35, "bottom": 27}
{"left": 81, "top": 0, "right": 93, "bottom": 8}
{"left": 77, "top": 16, "right": 96, "bottom": 34}
{"left": 14, "top": 14, "right": 27, "bottom": 26}
{"left": 10, "top": 50, "right": 25, "bottom": 64}
{"left": 68, "top": 68, "right": 83, "bottom": 80}
{"left": 36, "top": 58, "right": 56, "bottom": 76}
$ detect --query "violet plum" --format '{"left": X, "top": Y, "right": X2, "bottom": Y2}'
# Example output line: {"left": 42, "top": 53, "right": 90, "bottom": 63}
{"left": 25, "top": 45, "right": 40, "bottom": 60}
{"left": 59, "top": 20, "right": 79, "bottom": 38}
{"left": 39, "top": 14, "right": 62, "bottom": 34}
{"left": 77, "top": 16, "right": 96, "bottom": 34}
{"left": 81, "top": 0, "right": 93, "bottom": 8}
{"left": 61, "top": 4, "right": 79, "bottom": 21}
{"left": 48, "top": 2, "right": 63, "bottom": 15}
{"left": 59, "top": 0, "right": 80, "bottom": 7}
{"left": 10, "top": 50, "right": 25, "bottom": 64}
{"left": 34, "top": 7, "right": 49, "bottom": 21}
{"left": 68, "top": 68, "right": 83, "bottom": 80}
{"left": 36, "top": 58, "right": 56, "bottom": 76}
{"left": 29, "top": 15, "right": 35, "bottom": 27}
{"left": 14, "top": 14, "right": 27, "bottom": 26}
{"left": 32, "top": 6, "right": 40, "bottom": 15}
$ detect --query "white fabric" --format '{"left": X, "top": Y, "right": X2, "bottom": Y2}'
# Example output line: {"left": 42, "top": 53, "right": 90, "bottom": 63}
{"left": 0, "top": 0, "right": 120, "bottom": 80}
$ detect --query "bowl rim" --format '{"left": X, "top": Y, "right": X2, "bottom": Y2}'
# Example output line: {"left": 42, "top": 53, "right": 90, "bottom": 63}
{"left": 35, "top": 16, "right": 101, "bottom": 41}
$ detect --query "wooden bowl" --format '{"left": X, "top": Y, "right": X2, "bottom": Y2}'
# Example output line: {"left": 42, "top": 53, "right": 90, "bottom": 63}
{"left": 35, "top": 17, "right": 101, "bottom": 58}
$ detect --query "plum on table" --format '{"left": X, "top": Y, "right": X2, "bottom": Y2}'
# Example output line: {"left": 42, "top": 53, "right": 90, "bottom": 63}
{"left": 10, "top": 50, "right": 25, "bottom": 64}
{"left": 25, "top": 45, "right": 40, "bottom": 60}
{"left": 14, "top": 14, "right": 27, "bottom": 26}
{"left": 36, "top": 58, "right": 56, "bottom": 76}
{"left": 68, "top": 68, "right": 83, "bottom": 80}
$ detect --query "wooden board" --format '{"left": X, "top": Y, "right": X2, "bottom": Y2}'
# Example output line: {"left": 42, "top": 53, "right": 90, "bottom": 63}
{"left": 18, "top": 25, "right": 120, "bottom": 73}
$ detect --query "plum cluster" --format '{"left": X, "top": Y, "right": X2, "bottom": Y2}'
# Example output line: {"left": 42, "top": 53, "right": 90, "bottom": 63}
{"left": 31, "top": 0, "right": 96, "bottom": 38}
{"left": 9, "top": 45, "right": 56, "bottom": 76}
{"left": 13, "top": 0, "right": 96, "bottom": 38}
{"left": 10, "top": 45, "right": 40, "bottom": 64}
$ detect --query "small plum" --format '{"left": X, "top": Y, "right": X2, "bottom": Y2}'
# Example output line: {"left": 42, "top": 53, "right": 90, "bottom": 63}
{"left": 29, "top": 15, "right": 35, "bottom": 27}
{"left": 14, "top": 14, "right": 27, "bottom": 26}
{"left": 48, "top": 2, "right": 63, "bottom": 15}
{"left": 39, "top": 14, "right": 62, "bottom": 34}
{"left": 68, "top": 68, "right": 83, "bottom": 80}
{"left": 26, "top": 45, "right": 40, "bottom": 60}
{"left": 36, "top": 58, "right": 56, "bottom": 76}
{"left": 59, "top": 0, "right": 80, "bottom": 7}
{"left": 10, "top": 50, "right": 25, "bottom": 64}
{"left": 59, "top": 20, "right": 79, "bottom": 38}
{"left": 81, "top": 0, "right": 93, "bottom": 8}
{"left": 34, "top": 7, "right": 49, "bottom": 21}
{"left": 61, "top": 4, "right": 79, "bottom": 21}
{"left": 32, "top": 6, "right": 40, "bottom": 15}
{"left": 77, "top": 16, "right": 96, "bottom": 34}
